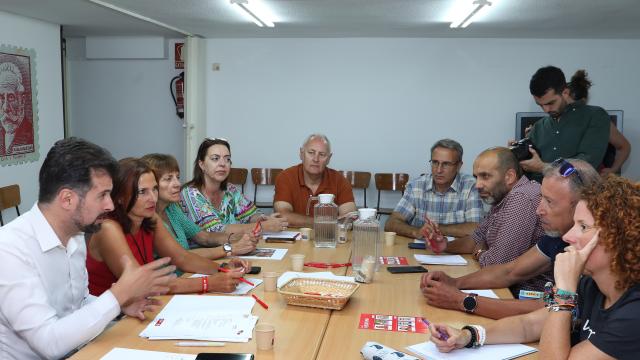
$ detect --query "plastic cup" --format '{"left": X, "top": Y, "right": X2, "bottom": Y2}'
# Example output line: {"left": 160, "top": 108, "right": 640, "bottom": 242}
{"left": 384, "top": 231, "right": 396, "bottom": 246}
{"left": 299, "top": 227, "right": 312, "bottom": 241}
{"left": 263, "top": 272, "right": 278, "bottom": 292}
{"left": 255, "top": 323, "right": 275, "bottom": 350}
{"left": 290, "top": 254, "right": 305, "bottom": 271}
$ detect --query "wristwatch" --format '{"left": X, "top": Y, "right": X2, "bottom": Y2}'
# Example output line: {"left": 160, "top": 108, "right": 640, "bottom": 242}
{"left": 223, "top": 242, "right": 233, "bottom": 257}
{"left": 463, "top": 293, "right": 478, "bottom": 313}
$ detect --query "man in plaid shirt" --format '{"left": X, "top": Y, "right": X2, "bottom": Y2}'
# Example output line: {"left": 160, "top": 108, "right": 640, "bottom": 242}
{"left": 385, "top": 139, "right": 485, "bottom": 239}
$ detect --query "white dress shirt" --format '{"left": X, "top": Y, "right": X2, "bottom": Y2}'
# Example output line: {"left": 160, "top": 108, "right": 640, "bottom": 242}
{"left": 0, "top": 204, "right": 120, "bottom": 359}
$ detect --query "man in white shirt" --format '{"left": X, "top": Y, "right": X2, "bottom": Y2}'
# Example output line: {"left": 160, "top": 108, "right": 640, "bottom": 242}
{"left": 0, "top": 137, "right": 176, "bottom": 359}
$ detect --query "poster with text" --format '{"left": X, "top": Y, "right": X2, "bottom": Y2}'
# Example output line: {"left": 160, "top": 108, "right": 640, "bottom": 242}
{"left": 0, "top": 44, "right": 39, "bottom": 166}
{"left": 358, "top": 313, "right": 429, "bottom": 333}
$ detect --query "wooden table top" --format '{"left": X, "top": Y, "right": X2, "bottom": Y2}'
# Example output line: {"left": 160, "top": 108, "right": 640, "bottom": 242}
{"left": 71, "top": 233, "right": 538, "bottom": 359}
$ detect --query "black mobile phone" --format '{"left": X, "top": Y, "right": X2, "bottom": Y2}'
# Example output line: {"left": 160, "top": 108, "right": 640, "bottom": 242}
{"left": 408, "top": 242, "right": 426, "bottom": 249}
{"left": 196, "top": 354, "right": 254, "bottom": 360}
{"left": 247, "top": 266, "right": 261, "bottom": 274}
{"left": 387, "top": 266, "right": 428, "bottom": 274}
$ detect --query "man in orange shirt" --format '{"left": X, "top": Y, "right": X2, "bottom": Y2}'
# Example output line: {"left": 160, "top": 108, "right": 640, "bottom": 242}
{"left": 274, "top": 133, "right": 356, "bottom": 227}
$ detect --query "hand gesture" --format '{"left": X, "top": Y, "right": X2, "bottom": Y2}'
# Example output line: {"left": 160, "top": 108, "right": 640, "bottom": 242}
{"left": 429, "top": 324, "right": 470, "bottom": 353}
{"left": 421, "top": 274, "right": 466, "bottom": 310}
{"left": 261, "top": 215, "right": 289, "bottom": 232}
{"left": 421, "top": 217, "right": 446, "bottom": 254}
{"left": 231, "top": 233, "right": 258, "bottom": 255}
{"left": 519, "top": 147, "right": 545, "bottom": 173}
{"left": 122, "top": 297, "right": 163, "bottom": 320}
{"left": 110, "top": 256, "right": 176, "bottom": 306}
{"left": 554, "top": 230, "right": 599, "bottom": 292}
{"left": 228, "top": 258, "right": 251, "bottom": 273}
{"left": 209, "top": 268, "right": 243, "bottom": 293}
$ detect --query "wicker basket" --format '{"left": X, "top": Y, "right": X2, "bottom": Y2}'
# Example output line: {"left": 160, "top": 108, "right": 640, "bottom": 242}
{"left": 277, "top": 278, "right": 360, "bottom": 310}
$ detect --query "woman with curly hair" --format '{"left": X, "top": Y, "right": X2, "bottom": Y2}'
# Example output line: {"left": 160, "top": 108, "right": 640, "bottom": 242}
{"left": 428, "top": 175, "right": 640, "bottom": 359}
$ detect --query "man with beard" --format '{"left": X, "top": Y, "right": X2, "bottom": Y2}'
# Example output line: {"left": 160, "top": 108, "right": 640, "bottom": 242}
{"left": 430, "top": 148, "right": 544, "bottom": 280}
{"left": 420, "top": 159, "right": 601, "bottom": 319}
{"left": 0, "top": 137, "right": 176, "bottom": 359}
{"left": 519, "top": 66, "right": 609, "bottom": 182}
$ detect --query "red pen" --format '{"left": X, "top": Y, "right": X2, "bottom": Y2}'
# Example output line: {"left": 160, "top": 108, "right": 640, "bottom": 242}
{"left": 252, "top": 294, "right": 269, "bottom": 310}
{"left": 252, "top": 220, "right": 263, "bottom": 237}
{"left": 218, "top": 267, "right": 255, "bottom": 286}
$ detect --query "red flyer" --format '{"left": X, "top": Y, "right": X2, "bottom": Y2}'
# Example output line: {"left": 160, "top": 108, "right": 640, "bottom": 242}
{"left": 378, "top": 256, "right": 409, "bottom": 265}
{"left": 358, "top": 313, "right": 429, "bottom": 333}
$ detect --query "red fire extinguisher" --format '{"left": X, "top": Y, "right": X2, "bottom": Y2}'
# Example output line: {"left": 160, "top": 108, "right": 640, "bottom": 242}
{"left": 170, "top": 72, "right": 184, "bottom": 119}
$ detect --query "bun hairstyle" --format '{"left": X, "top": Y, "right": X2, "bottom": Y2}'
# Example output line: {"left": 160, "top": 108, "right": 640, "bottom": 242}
{"left": 568, "top": 69, "right": 592, "bottom": 102}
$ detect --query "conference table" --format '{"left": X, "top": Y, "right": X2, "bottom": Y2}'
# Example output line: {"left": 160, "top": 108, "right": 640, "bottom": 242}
{"left": 71, "top": 232, "right": 539, "bottom": 359}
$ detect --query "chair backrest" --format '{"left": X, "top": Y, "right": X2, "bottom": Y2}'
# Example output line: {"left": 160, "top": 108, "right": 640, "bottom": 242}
{"left": 228, "top": 168, "right": 248, "bottom": 193}
{"left": 373, "top": 173, "right": 409, "bottom": 215}
{"left": 340, "top": 170, "right": 371, "bottom": 207}
{"left": 250, "top": 168, "right": 283, "bottom": 208}
{"left": 0, "top": 184, "right": 21, "bottom": 226}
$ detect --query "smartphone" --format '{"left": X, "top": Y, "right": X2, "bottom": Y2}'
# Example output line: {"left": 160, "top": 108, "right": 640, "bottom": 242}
{"left": 196, "top": 354, "right": 254, "bottom": 360}
{"left": 247, "top": 266, "right": 261, "bottom": 275}
{"left": 387, "top": 266, "right": 428, "bottom": 274}
{"left": 408, "top": 242, "right": 426, "bottom": 249}
{"left": 265, "top": 238, "right": 296, "bottom": 243}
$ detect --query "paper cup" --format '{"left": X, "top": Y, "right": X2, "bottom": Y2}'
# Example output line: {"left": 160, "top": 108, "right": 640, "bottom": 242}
{"left": 263, "top": 272, "right": 278, "bottom": 292}
{"left": 384, "top": 231, "right": 396, "bottom": 246}
{"left": 299, "top": 227, "right": 312, "bottom": 241}
{"left": 290, "top": 254, "right": 306, "bottom": 271}
{"left": 255, "top": 323, "right": 275, "bottom": 350}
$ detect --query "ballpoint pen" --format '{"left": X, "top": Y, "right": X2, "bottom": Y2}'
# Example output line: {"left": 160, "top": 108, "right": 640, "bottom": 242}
{"left": 252, "top": 294, "right": 269, "bottom": 309}
{"left": 218, "top": 267, "right": 255, "bottom": 286}
{"left": 421, "top": 318, "right": 449, "bottom": 340}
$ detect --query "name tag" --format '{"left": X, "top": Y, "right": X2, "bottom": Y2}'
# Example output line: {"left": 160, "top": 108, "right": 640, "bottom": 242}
{"left": 518, "top": 290, "right": 544, "bottom": 300}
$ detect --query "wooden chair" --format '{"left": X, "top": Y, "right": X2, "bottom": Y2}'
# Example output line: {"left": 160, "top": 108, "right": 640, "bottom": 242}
{"left": 0, "top": 184, "right": 21, "bottom": 226}
{"left": 251, "top": 168, "right": 282, "bottom": 209}
{"left": 374, "top": 173, "right": 409, "bottom": 217}
{"left": 340, "top": 170, "right": 371, "bottom": 208}
{"left": 227, "top": 168, "right": 248, "bottom": 193}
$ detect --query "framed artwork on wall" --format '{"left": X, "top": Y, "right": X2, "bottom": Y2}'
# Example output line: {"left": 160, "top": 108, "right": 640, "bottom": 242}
{"left": 0, "top": 44, "right": 39, "bottom": 166}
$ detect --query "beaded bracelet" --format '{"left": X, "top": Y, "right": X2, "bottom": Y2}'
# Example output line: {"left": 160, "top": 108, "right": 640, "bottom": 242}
{"left": 462, "top": 325, "right": 478, "bottom": 348}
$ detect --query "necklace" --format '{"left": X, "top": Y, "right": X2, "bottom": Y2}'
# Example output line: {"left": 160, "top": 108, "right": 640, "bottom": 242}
{"left": 131, "top": 229, "right": 148, "bottom": 264}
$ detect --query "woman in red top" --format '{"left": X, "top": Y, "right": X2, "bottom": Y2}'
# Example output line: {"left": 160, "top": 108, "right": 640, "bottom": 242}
{"left": 86, "top": 158, "right": 249, "bottom": 296}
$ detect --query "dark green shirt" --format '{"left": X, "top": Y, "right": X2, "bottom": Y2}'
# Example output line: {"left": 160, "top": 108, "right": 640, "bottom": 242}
{"left": 528, "top": 101, "right": 610, "bottom": 182}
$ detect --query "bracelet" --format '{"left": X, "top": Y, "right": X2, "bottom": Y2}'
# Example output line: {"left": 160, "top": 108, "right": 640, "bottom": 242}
{"left": 201, "top": 276, "right": 209, "bottom": 294}
{"left": 549, "top": 304, "right": 574, "bottom": 312}
{"left": 462, "top": 325, "right": 478, "bottom": 348}
{"left": 470, "top": 325, "right": 486, "bottom": 347}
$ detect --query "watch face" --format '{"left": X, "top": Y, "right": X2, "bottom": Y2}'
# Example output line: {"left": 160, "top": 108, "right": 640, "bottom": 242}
{"left": 463, "top": 295, "right": 477, "bottom": 311}
{"left": 223, "top": 243, "right": 232, "bottom": 252}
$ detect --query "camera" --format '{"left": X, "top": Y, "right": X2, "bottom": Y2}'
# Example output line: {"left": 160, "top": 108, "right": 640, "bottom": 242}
{"left": 510, "top": 138, "right": 538, "bottom": 161}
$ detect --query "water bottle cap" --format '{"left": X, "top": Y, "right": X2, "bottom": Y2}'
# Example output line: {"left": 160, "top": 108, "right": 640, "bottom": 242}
{"left": 318, "top": 194, "right": 335, "bottom": 204}
{"left": 358, "top": 208, "right": 377, "bottom": 220}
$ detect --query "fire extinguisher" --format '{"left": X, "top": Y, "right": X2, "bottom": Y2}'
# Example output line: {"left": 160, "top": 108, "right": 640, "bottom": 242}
{"left": 170, "top": 72, "right": 184, "bottom": 119}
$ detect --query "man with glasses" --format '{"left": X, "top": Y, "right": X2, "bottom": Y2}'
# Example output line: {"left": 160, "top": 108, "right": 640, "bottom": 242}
{"left": 274, "top": 133, "right": 356, "bottom": 227}
{"left": 519, "top": 66, "right": 610, "bottom": 182}
{"left": 385, "top": 139, "right": 484, "bottom": 239}
{"left": 421, "top": 158, "right": 600, "bottom": 319}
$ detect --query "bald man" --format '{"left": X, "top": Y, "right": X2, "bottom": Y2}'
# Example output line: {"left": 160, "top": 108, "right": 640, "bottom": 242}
{"left": 432, "top": 148, "right": 544, "bottom": 287}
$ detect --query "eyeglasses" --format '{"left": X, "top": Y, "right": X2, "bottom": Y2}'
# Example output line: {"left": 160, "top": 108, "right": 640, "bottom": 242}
{"left": 552, "top": 158, "right": 584, "bottom": 185}
{"left": 429, "top": 160, "right": 459, "bottom": 169}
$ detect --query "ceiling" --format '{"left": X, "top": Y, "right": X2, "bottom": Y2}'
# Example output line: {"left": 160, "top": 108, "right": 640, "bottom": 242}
{"left": 1, "top": 0, "right": 640, "bottom": 39}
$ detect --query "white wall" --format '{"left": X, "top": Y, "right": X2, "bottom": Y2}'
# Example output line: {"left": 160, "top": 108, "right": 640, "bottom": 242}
{"left": 0, "top": 11, "right": 63, "bottom": 223}
{"left": 66, "top": 38, "right": 186, "bottom": 172}
{"left": 206, "top": 38, "right": 640, "bottom": 208}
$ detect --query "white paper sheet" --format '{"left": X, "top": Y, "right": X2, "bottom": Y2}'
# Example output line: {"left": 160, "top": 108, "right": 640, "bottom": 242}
{"left": 462, "top": 289, "right": 499, "bottom": 299}
{"left": 414, "top": 254, "right": 468, "bottom": 266}
{"left": 406, "top": 341, "right": 537, "bottom": 360}
{"left": 100, "top": 348, "right": 197, "bottom": 360}
{"left": 262, "top": 231, "right": 301, "bottom": 240}
{"left": 238, "top": 247, "right": 288, "bottom": 260}
{"left": 139, "top": 295, "right": 257, "bottom": 342}
{"left": 189, "top": 274, "right": 263, "bottom": 295}
{"left": 277, "top": 271, "right": 356, "bottom": 288}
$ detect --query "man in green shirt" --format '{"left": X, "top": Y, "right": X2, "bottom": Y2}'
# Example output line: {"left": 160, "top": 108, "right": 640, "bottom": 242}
{"left": 519, "top": 66, "right": 609, "bottom": 182}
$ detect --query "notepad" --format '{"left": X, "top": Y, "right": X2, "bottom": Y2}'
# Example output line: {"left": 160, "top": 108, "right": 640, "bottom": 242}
{"left": 100, "top": 348, "right": 197, "bottom": 360}
{"left": 406, "top": 341, "right": 537, "bottom": 360}
{"left": 263, "top": 231, "right": 301, "bottom": 242}
{"left": 414, "top": 254, "right": 468, "bottom": 266}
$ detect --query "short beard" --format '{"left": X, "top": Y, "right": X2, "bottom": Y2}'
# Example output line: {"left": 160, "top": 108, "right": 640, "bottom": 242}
{"left": 544, "top": 230, "right": 562, "bottom": 237}
{"left": 80, "top": 222, "right": 102, "bottom": 234}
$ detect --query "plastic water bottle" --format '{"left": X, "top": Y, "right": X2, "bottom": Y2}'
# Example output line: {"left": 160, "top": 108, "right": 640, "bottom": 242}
{"left": 352, "top": 208, "right": 380, "bottom": 274}
{"left": 313, "top": 194, "right": 338, "bottom": 248}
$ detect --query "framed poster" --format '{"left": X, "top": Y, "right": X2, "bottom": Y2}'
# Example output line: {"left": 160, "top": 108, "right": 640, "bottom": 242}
{"left": 0, "top": 44, "right": 39, "bottom": 166}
